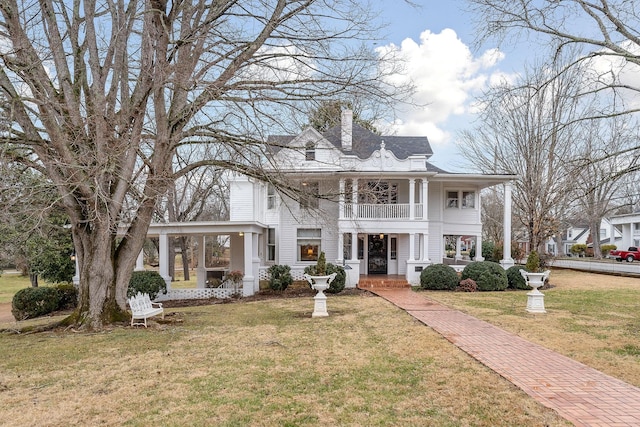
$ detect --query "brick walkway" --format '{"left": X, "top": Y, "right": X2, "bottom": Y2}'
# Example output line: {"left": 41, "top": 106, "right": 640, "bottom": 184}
{"left": 370, "top": 288, "right": 640, "bottom": 427}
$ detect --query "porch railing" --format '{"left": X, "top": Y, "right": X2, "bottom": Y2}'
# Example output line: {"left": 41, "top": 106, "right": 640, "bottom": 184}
{"left": 342, "top": 203, "right": 423, "bottom": 220}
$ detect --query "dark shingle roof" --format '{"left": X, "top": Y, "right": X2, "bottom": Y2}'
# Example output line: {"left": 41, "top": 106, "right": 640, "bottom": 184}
{"left": 266, "top": 123, "right": 433, "bottom": 161}
{"left": 322, "top": 124, "right": 433, "bottom": 160}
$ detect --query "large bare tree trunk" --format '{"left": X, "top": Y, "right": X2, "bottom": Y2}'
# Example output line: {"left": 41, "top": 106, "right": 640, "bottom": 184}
{"left": 0, "top": 0, "right": 403, "bottom": 329}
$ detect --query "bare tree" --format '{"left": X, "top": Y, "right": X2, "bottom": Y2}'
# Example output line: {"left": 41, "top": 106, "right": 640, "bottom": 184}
{"left": 459, "top": 57, "right": 585, "bottom": 253}
{"left": 0, "top": 0, "right": 405, "bottom": 329}
{"left": 572, "top": 117, "right": 640, "bottom": 258}
{"left": 468, "top": 0, "right": 640, "bottom": 175}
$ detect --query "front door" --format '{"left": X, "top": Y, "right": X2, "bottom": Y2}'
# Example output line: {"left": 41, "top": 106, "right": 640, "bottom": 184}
{"left": 368, "top": 234, "right": 388, "bottom": 274}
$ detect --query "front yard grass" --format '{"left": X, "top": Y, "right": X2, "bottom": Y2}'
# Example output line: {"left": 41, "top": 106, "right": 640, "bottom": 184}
{"left": 0, "top": 291, "right": 568, "bottom": 426}
{"left": 1, "top": 268, "right": 637, "bottom": 426}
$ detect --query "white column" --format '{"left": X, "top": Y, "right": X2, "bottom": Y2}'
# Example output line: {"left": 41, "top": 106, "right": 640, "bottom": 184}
{"left": 501, "top": 182, "right": 514, "bottom": 268}
{"left": 339, "top": 178, "right": 345, "bottom": 220}
{"left": 409, "top": 179, "right": 415, "bottom": 220}
{"left": 135, "top": 251, "right": 145, "bottom": 271}
{"left": 475, "top": 235, "right": 484, "bottom": 261}
{"left": 242, "top": 232, "right": 255, "bottom": 296}
{"left": 610, "top": 222, "right": 615, "bottom": 246}
{"left": 422, "top": 233, "right": 429, "bottom": 261}
{"left": 252, "top": 232, "right": 260, "bottom": 294}
{"left": 409, "top": 233, "right": 415, "bottom": 260}
{"left": 351, "top": 232, "right": 358, "bottom": 260}
{"left": 352, "top": 178, "right": 358, "bottom": 219}
{"left": 455, "top": 236, "right": 463, "bottom": 261}
{"left": 72, "top": 256, "right": 80, "bottom": 286}
{"left": 337, "top": 232, "right": 344, "bottom": 263}
{"left": 422, "top": 179, "right": 428, "bottom": 220}
{"left": 197, "top": 235, "right": 206, "bottom": 288}
{"left": 159, "top": 232, "right": 172, "bottom": 288}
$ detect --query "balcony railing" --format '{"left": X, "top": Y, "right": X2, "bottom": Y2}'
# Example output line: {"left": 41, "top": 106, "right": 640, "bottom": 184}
{"left": 342, "top": 203, "right": 423, "bottom": 220}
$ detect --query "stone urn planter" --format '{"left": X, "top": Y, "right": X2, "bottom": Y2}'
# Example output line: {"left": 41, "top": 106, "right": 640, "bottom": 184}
{"left": 303, "top": 272, "right": 337, "bottom": 318}
{"left": 519, "top": 269, "right": 550, "bottom": 313}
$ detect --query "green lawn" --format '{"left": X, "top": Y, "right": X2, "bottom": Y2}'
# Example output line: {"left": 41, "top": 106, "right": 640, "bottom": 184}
{"left": 0, "top": 293, "right": 569, "bottom": 427}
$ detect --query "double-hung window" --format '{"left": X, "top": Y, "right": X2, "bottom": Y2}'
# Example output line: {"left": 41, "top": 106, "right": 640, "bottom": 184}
{"left": 298, "top": 229, "right": 321, "bottom": 261}
{"left": 267, "top": 228, "right": 276, "bottom": 261}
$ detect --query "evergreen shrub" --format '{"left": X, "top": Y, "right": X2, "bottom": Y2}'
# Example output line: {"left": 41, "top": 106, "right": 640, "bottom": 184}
{"left": 506, "top": 266, "right": 529, "bottom": 290}
{"left": 461, "top": 261, "right": 507, "bottom": 291}
{"left": 268, "top": 265, "right": 293, "bottom": 291}
{"left": 525, "top": 250, "right": 541, "bottom": 272}
{"left": 11, "top": 287, "right": 60, "bottom": 320}
{"left": 127, "top": 270, "right": 167, "bottom": 300}
{"left": 55, "top": 283, "right": 78, "bottom": 309}
{"left": 420, "top": 264, "right": 459, "bottom": 290}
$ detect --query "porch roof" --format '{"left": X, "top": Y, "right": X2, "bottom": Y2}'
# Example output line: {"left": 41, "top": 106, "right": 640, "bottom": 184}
{"left": 146, "top": 221, "right": 267, "bottom": 237}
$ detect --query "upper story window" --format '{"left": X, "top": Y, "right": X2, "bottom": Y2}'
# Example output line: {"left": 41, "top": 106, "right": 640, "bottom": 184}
{"left": 300, "top": 181, "right": 319, "bottom": 209}
{"left": 462, "top": 191, "right": 475, "bottom": 209}
{"left": 305, "top": 141, "right": 316, "bottom": 161}
{"left": 267, "top": 184, "right": 276, "bottom": 209}
{"left": 447, "top": 190, "right": 476, "bottom": 209}
{"left": 446, "top": 191, "right": 459, "bottom": 208}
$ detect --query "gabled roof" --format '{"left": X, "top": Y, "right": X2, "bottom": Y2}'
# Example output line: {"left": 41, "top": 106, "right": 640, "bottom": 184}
{"left": 266, "top": 123, "right": 433, "bottom": 160}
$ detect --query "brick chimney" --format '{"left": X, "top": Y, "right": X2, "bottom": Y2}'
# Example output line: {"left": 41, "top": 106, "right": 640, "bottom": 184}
{"left": 341, "top": 109, "right": 353, "bottom": 151}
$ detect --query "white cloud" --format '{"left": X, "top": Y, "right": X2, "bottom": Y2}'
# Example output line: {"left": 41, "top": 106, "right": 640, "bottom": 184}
{"left": 376, "top": 28, "right": 510, "bottom": 151}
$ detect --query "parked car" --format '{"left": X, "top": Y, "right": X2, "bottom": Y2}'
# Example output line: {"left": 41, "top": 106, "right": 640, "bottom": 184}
{"left": 609, "top": 247, "right": 640, "bottom": 262}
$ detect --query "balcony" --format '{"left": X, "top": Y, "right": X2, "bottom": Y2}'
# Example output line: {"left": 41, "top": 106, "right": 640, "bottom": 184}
{"left": 342, "top": 203, "right": 424, "bottom": 220}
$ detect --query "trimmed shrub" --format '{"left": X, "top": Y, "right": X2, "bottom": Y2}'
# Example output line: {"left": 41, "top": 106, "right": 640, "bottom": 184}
{"left": 420, "top": 264, "right": 459, "bottom": 291}
{"left": 304, "top": 262, "right": 346, "bottom": 294}
{"left": 325, "top": 263, "right": 346, "bottom": 294}
{"left": 268, "top": 265, "right": 293, "bottom": 291}
{"left": 456, "top": 278, "right": 477, "bottom": 292}
{"left": 506, "top": 265, "right": 529, "bottom": 290}
{"left": 11, "top": 287, "right": 60, "bottom": 320}
{"left": 55, "top": 283, "right": 78, "bottom": 310}
{"left": 525, "top": 251, "right": 541, "bottom": 272}
{"left": 461, "top": 261, "right": 508, "bottom": 291}
{"left": 570, "top": 244, "right": 587, "bottom": 257}
{"left": 601, "top": 244, "right": 616, "bottom": 257}
{"left": 127, "top": 270, "right": 167, "bottom": 300}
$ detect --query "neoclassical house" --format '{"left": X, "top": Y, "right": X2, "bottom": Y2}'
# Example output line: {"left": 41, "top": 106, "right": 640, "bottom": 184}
{"left": 144, "top": 111, "right": 517, "bottom": 299}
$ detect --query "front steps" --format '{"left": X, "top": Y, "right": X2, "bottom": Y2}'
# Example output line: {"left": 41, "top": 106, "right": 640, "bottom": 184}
{"left": 357, "top": 276, "right": 410, "bottom": 290}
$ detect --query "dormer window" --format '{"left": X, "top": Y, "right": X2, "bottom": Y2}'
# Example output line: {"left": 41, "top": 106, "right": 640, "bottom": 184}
{"left": 305, "top": 141, "right": 316, "bottom": 161}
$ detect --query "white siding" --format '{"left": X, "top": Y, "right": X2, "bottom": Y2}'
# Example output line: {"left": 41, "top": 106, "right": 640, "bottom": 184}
{"left": 229, "top": 179, "right": 255, "bottom": 221}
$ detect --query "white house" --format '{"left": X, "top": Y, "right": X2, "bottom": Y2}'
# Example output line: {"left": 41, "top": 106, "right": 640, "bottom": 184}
{"left": 548, "top": 218, "right": 622, "bottom": 256}
{"left": 609, "top": 212, "right": 640, "bottom": 250}
{"left": 148, "top": 111, "right": 517, "bottom": 298}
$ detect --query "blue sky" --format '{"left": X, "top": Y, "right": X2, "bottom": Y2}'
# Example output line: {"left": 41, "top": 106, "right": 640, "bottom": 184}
{"left": 374, "top": 0, "right": 524, "bottom": 171}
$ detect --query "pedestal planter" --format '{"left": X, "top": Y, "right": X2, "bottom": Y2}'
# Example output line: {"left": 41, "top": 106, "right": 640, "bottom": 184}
{"left": 519, "top": 270, "right": 550, "bottom": 313}
{"left": 303, "top": 273, "right": 337, "bottom": 318}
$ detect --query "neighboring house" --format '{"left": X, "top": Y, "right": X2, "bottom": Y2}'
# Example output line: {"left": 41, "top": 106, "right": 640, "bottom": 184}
{"left": 609, "top": 212, "right": 640, "bottom": 250}
{"left": 549, "top": 218, "right": 622, "bottom": 256}
{"left": 145, "top": 111, "right": 517, "bottom": 298}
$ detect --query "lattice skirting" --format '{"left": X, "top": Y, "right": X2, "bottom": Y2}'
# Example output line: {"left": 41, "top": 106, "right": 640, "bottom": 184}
{"left": 258, "top": 267, "right": 307, "bottom": 281}
{"left": 155, "top": 288, "right": 240, "bottom": 301}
